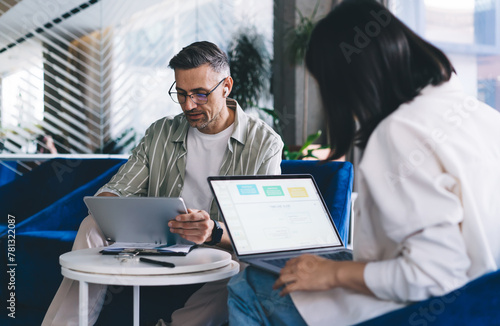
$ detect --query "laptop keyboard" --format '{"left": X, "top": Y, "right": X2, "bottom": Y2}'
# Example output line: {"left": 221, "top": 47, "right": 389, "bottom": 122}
{"left": 263, "top": 250, "right": 353, "bottom": 269}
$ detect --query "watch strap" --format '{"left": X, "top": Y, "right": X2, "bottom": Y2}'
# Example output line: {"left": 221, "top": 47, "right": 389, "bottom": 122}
{"left": 204, "top": 219, "right": 223, "bottom": 245}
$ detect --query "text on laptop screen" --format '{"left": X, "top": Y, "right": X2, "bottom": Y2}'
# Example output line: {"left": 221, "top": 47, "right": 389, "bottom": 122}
{"left": 210, "top": 177, "right": 342, "bottom": 255}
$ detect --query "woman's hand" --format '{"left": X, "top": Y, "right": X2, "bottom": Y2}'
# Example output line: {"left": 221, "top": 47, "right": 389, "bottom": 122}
{"left": 273, "top": 254, "right": 370, "bottom": 296}
{"left": 273, "top": 254, "right": 337, "bottom": 296}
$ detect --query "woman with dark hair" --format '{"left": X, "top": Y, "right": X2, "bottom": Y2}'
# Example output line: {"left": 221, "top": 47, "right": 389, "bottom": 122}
{"left": 227, "top": 0, "right": 500, "bottom": 324}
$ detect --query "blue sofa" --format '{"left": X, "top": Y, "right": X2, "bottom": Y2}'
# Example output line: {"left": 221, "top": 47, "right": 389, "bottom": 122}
{"left": 0, "top": 158, "right": 497, "bottom": 325}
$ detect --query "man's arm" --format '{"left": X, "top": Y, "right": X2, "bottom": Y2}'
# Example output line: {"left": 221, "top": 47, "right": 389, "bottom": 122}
{"left": 95, "top": 123, "right": 157, "bottom": 197}
{"left": 256, "top": 139, "right": 283, "bottom": 175}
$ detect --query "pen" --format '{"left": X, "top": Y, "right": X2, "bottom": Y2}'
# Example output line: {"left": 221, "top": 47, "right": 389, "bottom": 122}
{"left": 139, "top": 257, "right": 176, "bottom": 268}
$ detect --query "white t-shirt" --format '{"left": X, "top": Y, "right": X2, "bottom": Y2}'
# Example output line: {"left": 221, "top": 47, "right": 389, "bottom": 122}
{"left": 182, "top": 124, "right": 234, "bottom": 212}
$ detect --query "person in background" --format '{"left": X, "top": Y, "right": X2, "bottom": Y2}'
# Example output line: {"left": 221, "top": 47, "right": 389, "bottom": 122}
{"left": 36, "top": 134, "right": 58, "bottom": 154}
{"left": 43, "top": 41, "right": 283, "bottom": 326}
{"left": 227, "top": 0, "right": 500, "bottom": 324}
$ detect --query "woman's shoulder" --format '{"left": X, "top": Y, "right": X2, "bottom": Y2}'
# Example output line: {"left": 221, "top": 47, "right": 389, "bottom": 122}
{"left": 367, "top": 78, "right": 500, "bottom": 161}
{"left": 378, "top": 76, "right": 494, "bottom": 135}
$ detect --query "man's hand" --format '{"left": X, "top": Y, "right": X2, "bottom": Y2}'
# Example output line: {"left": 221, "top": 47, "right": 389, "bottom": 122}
{"left": 97, "top": 192, "right": 118, "bottom": 197}
{"left": 168, "top": 209, "right": 214, "bottom": 244}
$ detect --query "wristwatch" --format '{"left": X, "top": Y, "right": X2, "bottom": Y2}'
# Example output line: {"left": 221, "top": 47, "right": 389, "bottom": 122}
{"left": 204, "top": 219, "right": 223, "bottom": 246}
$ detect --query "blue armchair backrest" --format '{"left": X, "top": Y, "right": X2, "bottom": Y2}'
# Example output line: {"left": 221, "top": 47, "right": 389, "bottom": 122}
{"left": 0, "top": 158, "right": 126, "bottom": 225}
{"left": 12, "top": 162, "right": 126, "bottom": 234}
{"left": 280, "top": 160, "right": 353, "bottom": 246}
{"left": 0, "top": 161, "right": 19, "bottom": 187}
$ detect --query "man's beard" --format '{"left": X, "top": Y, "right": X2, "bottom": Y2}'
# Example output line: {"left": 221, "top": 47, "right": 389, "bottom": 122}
{"left": 185, "top": 106, "right": 223, "bottom": 132}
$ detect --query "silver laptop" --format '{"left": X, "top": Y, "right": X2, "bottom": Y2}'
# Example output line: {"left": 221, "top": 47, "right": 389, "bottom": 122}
{"left": 208, "top": 174, "right": 352, "bottom": 275}
{"left": 83, "top": 196, "right": 192, "bottom": 246}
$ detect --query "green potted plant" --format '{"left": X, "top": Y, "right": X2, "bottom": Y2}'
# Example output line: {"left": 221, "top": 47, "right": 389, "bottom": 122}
{"left": 227, "top": 17, "right": 329, "bottom": 161}
{"left": 227, "top": 28, "right": 271, "bottom": 111}
{"left": 228, "top": 28, "right": 283, "bottom": 136}
{"left": 282, "top": 130, "right": 330, "bottom": 160}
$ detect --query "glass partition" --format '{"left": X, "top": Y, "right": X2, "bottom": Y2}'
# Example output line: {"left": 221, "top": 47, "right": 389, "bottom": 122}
{"left": 389, "top": 0, "right": 499, "bottom": 110}
{"left": 0, "top": 0, "right": 273, "bottom": 156}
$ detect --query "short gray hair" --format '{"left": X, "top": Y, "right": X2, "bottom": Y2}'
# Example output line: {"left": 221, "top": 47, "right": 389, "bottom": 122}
{"left": 168, "top": 41, "right": 230, "bottom": 76}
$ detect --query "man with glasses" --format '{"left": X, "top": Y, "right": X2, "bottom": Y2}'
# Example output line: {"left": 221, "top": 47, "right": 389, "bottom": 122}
{"left": 43, "top": 41, "right": 283, "bottom": 326}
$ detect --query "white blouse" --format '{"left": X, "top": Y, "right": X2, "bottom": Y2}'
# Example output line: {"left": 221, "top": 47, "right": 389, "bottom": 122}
{"left": 291, "top": 75, "right": 500, "bottom": 325}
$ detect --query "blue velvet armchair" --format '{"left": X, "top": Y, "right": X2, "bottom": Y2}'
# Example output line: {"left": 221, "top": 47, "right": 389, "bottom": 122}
{"left": 358, "top": 269, "right": 500, "bottom": 325}
{"left": 281, "top": 160, "right": 353, "bottom": 246}
{"left": 0, "top": 158, "right": 126, "bottom": 325}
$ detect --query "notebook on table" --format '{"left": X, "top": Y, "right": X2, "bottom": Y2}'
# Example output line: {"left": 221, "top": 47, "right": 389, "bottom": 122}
{"left": 208, "top": 174, "right": 352, "bottom": 274}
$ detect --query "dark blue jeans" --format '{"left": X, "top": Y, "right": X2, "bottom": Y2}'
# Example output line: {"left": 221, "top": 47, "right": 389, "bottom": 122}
{"left": 227, "top": 267, "right": 307, "bottom": 326}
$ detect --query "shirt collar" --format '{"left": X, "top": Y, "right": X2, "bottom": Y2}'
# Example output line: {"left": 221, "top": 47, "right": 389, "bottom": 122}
{"left": 171, "top": 115, "right": 189, "bottom": 143}
{"left": 228, "top": 98, "right": 247, "bottom": 146}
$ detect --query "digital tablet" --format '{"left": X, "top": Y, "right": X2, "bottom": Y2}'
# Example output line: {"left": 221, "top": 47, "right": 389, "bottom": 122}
{"left": 83, "top": 196, "right": 192, "bottom": 245}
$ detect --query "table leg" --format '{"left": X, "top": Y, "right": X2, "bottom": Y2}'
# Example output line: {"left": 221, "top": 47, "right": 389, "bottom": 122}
{"left": 134, "top": 285, "right": 140, "bottom": 326}
{"left": 79, "top": 281, "right": 88, "bottom": 326}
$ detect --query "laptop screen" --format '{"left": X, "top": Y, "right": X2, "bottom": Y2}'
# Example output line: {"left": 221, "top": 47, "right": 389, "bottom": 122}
{"left": 209, "top": 175, "right": 343, "bottom": 256}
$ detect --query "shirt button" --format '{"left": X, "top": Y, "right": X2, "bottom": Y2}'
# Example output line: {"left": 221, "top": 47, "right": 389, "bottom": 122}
{"left": 178, "top": 184, "right": 181, "bottom": 188}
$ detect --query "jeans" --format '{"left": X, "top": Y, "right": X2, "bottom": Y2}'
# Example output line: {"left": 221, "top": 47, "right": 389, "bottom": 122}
{"left": 227, "top": 267, "right": 307, "bottom": 326}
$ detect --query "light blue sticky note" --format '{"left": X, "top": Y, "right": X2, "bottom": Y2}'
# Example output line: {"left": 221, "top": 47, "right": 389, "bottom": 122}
{"left": 237, "top": 184, "right": 259, "bottom": 195}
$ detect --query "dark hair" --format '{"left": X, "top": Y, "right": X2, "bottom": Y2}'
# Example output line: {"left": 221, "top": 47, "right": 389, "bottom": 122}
{"left": 168, "top": 41, "right": 230, "bottom": 76}
{"left": 305, "top": 0, "right": 454, "bottom": 160}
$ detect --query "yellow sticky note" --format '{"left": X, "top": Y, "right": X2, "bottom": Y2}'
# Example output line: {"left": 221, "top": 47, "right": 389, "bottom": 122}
{"left": 288, "top": 187, "right": 308, "bottom": 198}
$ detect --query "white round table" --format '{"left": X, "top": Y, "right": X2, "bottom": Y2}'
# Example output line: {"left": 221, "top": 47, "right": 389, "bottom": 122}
{"left": 60, "top": 247, "right": 239, "bottom": 326}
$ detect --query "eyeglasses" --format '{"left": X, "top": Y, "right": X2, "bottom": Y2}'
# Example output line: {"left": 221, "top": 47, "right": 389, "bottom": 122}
{"left": 168, "top": 77, "right": 227, "bottom": 105}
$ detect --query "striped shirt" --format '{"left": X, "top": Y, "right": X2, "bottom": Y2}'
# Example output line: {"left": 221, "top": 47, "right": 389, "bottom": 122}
{"left": 97, "top": 99, "right": 284, "bottom": 220}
